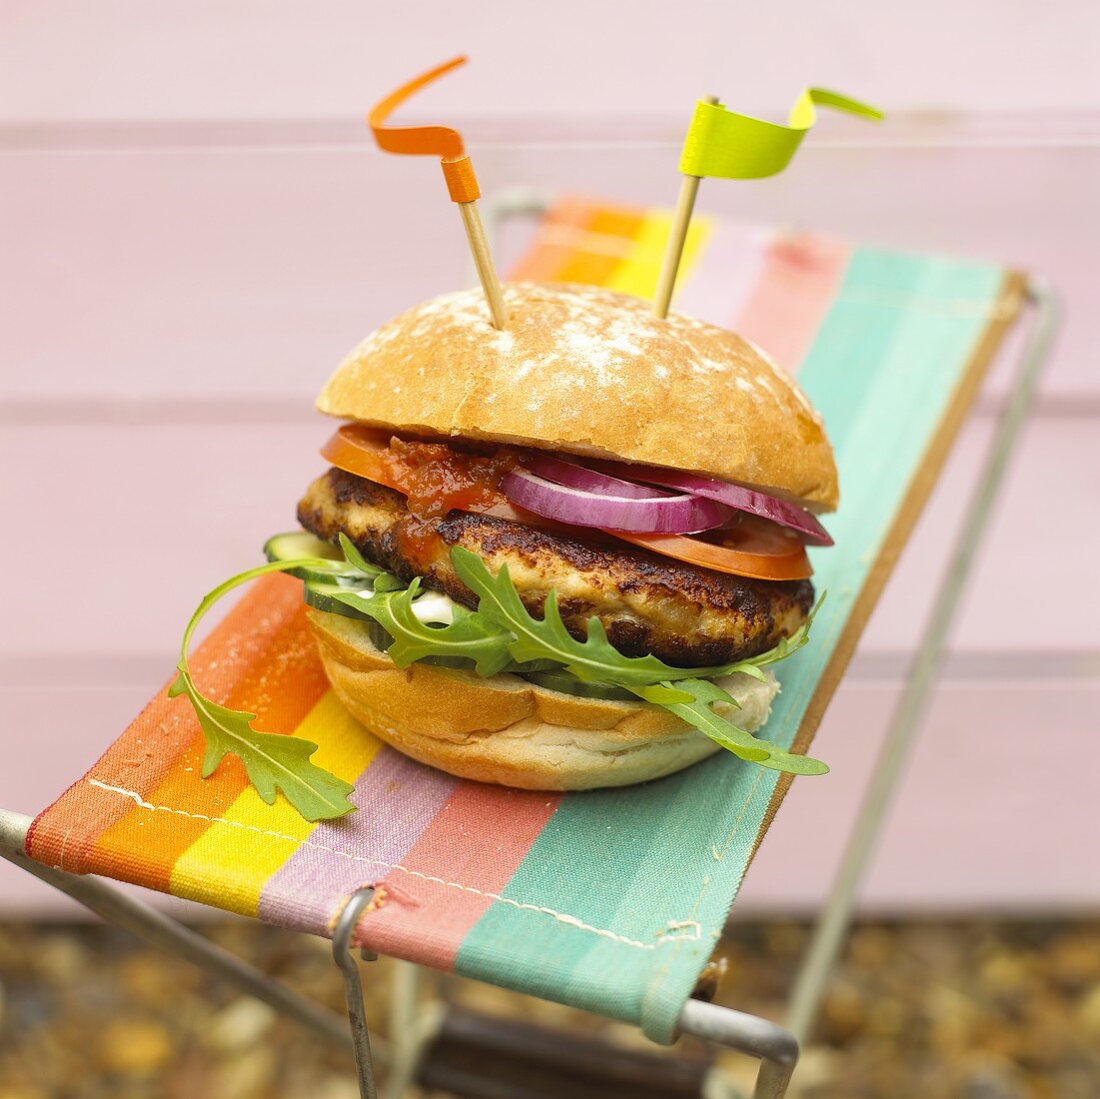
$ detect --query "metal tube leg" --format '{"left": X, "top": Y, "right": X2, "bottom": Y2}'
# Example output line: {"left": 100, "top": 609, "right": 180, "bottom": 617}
{"left": 389, "top": 961, "right": 421, "bottom": 1052}
{"left": 752, "top": 1061, "right": 796, "bottom": 1099}
{"left": 680, "top": 999, "right": 798, "bottom": 1099}
{"left": 784, "top": 283, "right": 1060, "bottom": 1046}
{"left": 0, "top": 808, "right": 353, "bottom": 1048}
{"left": 332, "top": 888, "right": 379, "bottom": 1099}
{"left": 382, "top": 961, "right": 446, "bottom": 1099}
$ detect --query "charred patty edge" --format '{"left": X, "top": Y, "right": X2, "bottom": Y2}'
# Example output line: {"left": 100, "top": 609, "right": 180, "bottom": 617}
{"left": 298, "top": 467, "right": 813, "bottom": 667}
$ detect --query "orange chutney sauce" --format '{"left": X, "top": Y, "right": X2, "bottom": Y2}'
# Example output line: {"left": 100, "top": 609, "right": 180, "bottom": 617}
{"left": 381, "top": 437, "right": 519, "bottom": 518}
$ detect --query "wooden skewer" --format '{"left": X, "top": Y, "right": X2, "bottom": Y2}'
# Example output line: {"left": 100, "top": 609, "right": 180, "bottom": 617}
{"left": 368, "top": 56, "right": 510, "bottom": 332}
{"left": 458, "top": 200, "right": 509, "bottom": 330}
{"left": 652, "top": 174, "right": 703, "bottom": 319}
{"left": 652, "top": 94, "right": 719, "bottom": 320}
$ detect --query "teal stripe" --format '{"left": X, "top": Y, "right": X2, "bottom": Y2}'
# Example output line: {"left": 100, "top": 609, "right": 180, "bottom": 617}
{"left": 558, "top": 755, "right": 768, "bottom": 1026}
{"left": 800, "top": 249, "right": 926, "bottom": 451}
{"left": 454, "top": 764, "right": 707, "bottom": 1022}
{"left": 457, "top": 245, "right": 1009, "bottom": 1044}
{"left": 781, "top": 251, "right": 1005, "bottom": 747}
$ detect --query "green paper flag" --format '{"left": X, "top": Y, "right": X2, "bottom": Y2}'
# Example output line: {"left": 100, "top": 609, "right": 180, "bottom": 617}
{"left": 679, "top": 88, "right": 883, "bottom": 180}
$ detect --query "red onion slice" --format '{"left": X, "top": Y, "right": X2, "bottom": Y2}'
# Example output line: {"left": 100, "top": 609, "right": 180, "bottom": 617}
{"left": 522, "top": 454, "right": 673, "bottom": 500}
{"left": 590, "top": 460, "right": 834, "bottom": 546}
{"left": 501, "top": 469, "right": 732, "bottom": 533}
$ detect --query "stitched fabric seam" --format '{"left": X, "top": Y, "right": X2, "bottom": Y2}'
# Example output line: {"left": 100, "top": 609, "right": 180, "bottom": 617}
{"left": 641, "top": 767, "right": 766, "bottom": 1029}
{"left": 85, "top": 779, "right": 700, "bottom": 952}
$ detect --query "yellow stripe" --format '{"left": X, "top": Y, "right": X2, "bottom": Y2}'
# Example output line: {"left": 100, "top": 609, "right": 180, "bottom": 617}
{"left": 169, "top": 692, "right": 382, "bottom": 915}
{"left": 604, "top": 212, "right": 712, "bottom": 298}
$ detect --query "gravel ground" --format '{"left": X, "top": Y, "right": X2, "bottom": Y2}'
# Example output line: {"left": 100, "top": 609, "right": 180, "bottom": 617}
{"left": 1, "top": 919, "right": 1098, "bottom": 1098}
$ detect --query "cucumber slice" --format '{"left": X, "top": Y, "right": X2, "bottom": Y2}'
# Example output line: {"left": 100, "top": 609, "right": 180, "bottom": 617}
{"left": 303, "top": 578, "right": 373, "bottom": 619}
{"left": 264, "top": 531, "right": 360, "bottom": 583}
{"left": 264, "top": 530, "right": 340, "bottom": 562}
{"left": 521, "top": 670, "right": 634, "bottom": 701}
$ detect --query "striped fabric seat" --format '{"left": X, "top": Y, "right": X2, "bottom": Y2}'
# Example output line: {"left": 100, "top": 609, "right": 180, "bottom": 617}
{"left": 25, "top": 197, "right": 1024, "bottom": 1044}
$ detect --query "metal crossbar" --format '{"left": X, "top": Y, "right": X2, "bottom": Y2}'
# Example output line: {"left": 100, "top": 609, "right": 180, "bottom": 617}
{"left": 0, "top": 276, "right": 1054, "bottom": 1098}
{"left": 2, "top": 807, "right": 801, "bottom": 1097}
{"left": 0, "top": 809, "right": 353, "bottom": 1049}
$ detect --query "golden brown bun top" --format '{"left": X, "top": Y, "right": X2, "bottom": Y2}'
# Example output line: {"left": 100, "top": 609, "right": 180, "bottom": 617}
{"left": 316, "top": 282, "right": 838, "bottom": 512}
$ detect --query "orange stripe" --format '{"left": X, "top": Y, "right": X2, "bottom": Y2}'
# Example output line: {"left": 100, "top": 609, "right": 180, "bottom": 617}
{"left": 555, "top": 248, "right": 621, "bottom": 285}
{"left": 26, "top": 574, "right": 305, "bottom": 872}
{"left": 508, "top": 197, "right": 591, "bottom": 281}
{"left": 734, "top": 232, "right": 852, "bottom": 374}
{"left": 508, "top": 242, "right": 574, "bottom": 282}
{"left": 555, "top": 205, "right": 645, "bottom": 285}
{"left": 588, "top": 204, "right": 648, "bottom": 239}
{"left": 508, "top": 197, "right": 644, "bottom": 284}
{"left": 89, "top": 599, "right": 328, "bottom": 891}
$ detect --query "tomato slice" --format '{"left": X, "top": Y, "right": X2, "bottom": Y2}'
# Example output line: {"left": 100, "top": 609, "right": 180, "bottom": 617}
{"left": 321, "top": 424, "right": 518, "bottom": 517}
{"left": 322, "top": 426, "right": 573, "bottom": 532}
{"left": 608, "top": 517, "right": 812, "bottom": 581}
{"left": 321, "top": 425, "right": 404, "bottom": 490}
{"left": 321, "top": 425, "right": 811, "bottom": 580}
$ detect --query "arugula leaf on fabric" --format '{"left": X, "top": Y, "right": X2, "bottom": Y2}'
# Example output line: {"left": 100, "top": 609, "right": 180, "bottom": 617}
{"left": 171, "top": 559, "right": 357, "bottom": 822}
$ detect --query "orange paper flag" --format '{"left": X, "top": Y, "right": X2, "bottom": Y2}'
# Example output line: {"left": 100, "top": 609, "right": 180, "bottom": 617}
{"left": 368, "top": 58, "right": 507, "bottom": 327}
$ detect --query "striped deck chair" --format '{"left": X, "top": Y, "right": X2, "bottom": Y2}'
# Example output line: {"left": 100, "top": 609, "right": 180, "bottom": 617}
{"left": 1, "top": 195, "right": 1054, "bottom": 1099}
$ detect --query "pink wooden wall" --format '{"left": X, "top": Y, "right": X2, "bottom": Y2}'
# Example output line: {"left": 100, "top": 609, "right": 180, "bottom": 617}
{"left": 2, "top": 2, "right": 1098, "bottom": 914}
{"left": 4, "top": 1, "right": 1098, "bottom": 120}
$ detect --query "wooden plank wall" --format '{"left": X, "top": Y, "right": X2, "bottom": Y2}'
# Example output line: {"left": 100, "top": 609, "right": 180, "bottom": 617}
{"left": 2, "top": 2, "right": 1098, "bottom": 913}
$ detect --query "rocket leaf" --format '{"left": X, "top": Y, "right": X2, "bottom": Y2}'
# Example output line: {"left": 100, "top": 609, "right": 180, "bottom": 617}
{"left": 337, "top": 532, "right": 384, "bottom": 579}
{"left": 174, "top": 539, "right": 828, "bottom": 821}
{"left": 168, "top": 669, "right": 356, "bottom": 821}
{"left": 449, "top": 546, "right": 827, "bottom": 775}
{"left": 645, "top": 677, "right": 829, "bottom": 775}
{"left": 451, "top": 546, "right": 702, "bottom": 686}
{"left": 449, "top": 545, "right": 823, "bottom": 689}
{"left": 331, "top": 579, "right": 515, "bottom": 677}
{"left": 173, "top": 559, "right": 356, "bottom": 821}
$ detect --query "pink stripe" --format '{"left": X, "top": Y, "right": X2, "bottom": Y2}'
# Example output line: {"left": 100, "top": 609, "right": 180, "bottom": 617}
{"left": 256, "top": 748, "right": 458, "bottom": 933}
{"left": 673, "top": 219, "right": 771, "bottom": 328}
{"left": 354, "top": 784, "right": 563, "bottom": 969}
{"left": 733, "top": 232, "right": 852, "bottom": 374}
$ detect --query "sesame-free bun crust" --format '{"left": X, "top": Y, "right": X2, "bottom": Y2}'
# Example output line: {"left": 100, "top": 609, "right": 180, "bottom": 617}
{"left": 307, "top": 608, "right": 779, "bottom": 790}
{"left": 316, "top": 282, "right": 838, "bottom": 512}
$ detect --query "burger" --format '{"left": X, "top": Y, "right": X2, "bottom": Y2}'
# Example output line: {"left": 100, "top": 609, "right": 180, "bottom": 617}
{"left": 258, "top": 281, "right": 837, "bottom": 792}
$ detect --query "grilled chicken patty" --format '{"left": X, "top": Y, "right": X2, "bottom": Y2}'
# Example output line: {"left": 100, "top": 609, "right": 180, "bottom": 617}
{"left": 298, "top": 468, "right": 814, "bottom": 668}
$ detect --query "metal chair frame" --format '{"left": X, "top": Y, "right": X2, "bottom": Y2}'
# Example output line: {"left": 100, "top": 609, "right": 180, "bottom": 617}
{"left": 0, "top": 237, "right": 1056, "bottom": 1097}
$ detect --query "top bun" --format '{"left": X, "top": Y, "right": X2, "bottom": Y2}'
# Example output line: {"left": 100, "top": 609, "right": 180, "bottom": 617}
{"left": 316, "top": 281, "right": 838, "bottom": 512}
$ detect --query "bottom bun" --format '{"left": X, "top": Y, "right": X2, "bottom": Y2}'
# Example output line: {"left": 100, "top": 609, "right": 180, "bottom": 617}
{"left": 306, "top": 608, "right": 780, "bottom": 791}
